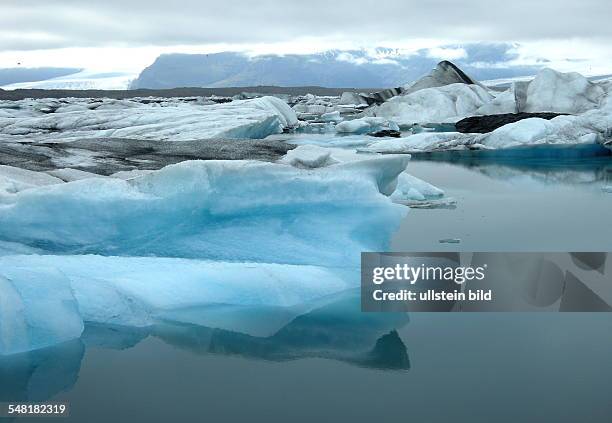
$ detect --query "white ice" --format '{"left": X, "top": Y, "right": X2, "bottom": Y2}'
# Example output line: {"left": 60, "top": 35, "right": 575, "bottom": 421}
{"left": 321, "top": 111, "right": 343, "bottom": 122}
{"left": 475, "top": 88, "right": 517, "bottom": 115}
{"left": 0, "top": 165, "right": 64, "bottom": 196}
{"left": 524, "top": 68, "right": 605, "bottom": 114}
{"left": 362, "top": 70, "right": 612, "bottom": 153}
{"left": 359, "top": 132, "right": 474, "bottom": 153}
{"left": 335, "top": 117, "right": 399, "bottom": 134}
{"left": 370, "top": 83, "right": 493, "bottom": 126}
{"left": 0, "top": 96, "right": 297, "bottom": 142}
{"left": 281, "top": 145, "right": 445, "bottom": 203}
{"left": 390, "top": 172, "right": 444, "bottom": 201}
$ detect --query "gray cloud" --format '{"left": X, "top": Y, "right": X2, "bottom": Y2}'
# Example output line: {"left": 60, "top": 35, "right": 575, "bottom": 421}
{"left": 1, "top": 0, "right": 611, "bottom": 51}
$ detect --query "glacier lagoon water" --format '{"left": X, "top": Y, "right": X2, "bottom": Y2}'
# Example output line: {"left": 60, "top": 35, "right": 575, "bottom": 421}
{"left": 2, "top": 152, "right": 612, "bottom": 422}
{"left": 393, "top": 155, "right": 612, "bottom": 251}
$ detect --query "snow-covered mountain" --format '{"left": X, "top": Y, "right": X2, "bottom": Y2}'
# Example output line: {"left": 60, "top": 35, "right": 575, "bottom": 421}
{"left": 131, "top": 44, "right": 543, "bottom": 89}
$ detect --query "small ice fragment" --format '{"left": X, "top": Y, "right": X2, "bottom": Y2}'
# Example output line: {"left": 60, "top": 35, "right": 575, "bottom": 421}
{"left": 439, "top": 238, "right": 461, "bottom": 244}
{"left": 398, "top": 197, "right": 457, "bottom": 209}
{"left": 602, "top": 186, "right": 612, "bottom": 193}
{"left": 321, "top": 111, "right": 343, "bottom": 122}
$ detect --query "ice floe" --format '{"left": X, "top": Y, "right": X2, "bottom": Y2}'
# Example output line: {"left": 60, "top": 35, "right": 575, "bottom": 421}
{"left": 335, "top": 116, "right": 400, "bottom": 134}
{"left": 0, "top": 96, "right": 297, "bottom": 142}
{"left": 390, "top": 172, "right": 444, "bottom": 202}
{"left": 362, "top": 77, "right": 612, "bottom": 154}
{"left": 359, "top": 132, "right": 474, "bottom": 153}
{"left": 524, "top": 68, "right": 605, "bottom": 114}
{"left": 370, "top": 83, "right": 493, "bottom": 126}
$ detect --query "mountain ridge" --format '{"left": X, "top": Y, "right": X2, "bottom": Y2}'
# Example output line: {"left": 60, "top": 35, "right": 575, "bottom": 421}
{"left": 131, "top": 44, "right": 542, "bottom": 89}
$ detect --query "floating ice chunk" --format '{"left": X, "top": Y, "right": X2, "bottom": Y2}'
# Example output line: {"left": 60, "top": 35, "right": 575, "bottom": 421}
{"left": 321, "top": 111, "right": 343, "bottom": 122}
{"left": 372, "top": 83, "right": 493, "bottom": 126}
{"left": 602, "top": 186, "right": 612, "bottom": 193}
{"left": 0, "top": 255, "right": 356, "bottom": 329}
{"left": 292, "top": 94, "right": 336, "bottom": 115}
{"left": 525, "top": 68, "right": 605, "bottom": 114}
{"left": 361, "top": 114, "right": 608, "bottom": 153}
{"left": 0, "top": 267, "right": 83, "bottom": 355}
{"left": 439, "top": 238, "right": 461, "bottom": 244}
{"left": 402, "top": 197, "right": 457, "bottom": 209}
{"left": 336, "top": 117, "right": 399, "bottom": 134}
{"left": 480, "top": 118, "right": 555, "bottom": 148}
{"left": 279, "top": 145, "right": 339, "bottom": 168}
{"left": 0, "top": 165, "right": 63, "bottom": 196}
{"left": 339, "top": 92, "right": 369, "bottom": 106}
{"left": 359, "top": 132, "right": 473, "bottom": 153}
{"left": 390, "top": 172, "right": 444, "bottom": 201}
{"left": 245, "top": 96, "right": 298, "bottom": 127}
{"left": 478, "top": 117, "right": 600, "bottom": 149}
{"left": 475, "top": 88, "right": 517, "bottom": 115}
{"left": 0, "top": 159, "right": 408, "bottom": 267}
{"left": 0, "top": 96, "right": 297, "bottom": 142}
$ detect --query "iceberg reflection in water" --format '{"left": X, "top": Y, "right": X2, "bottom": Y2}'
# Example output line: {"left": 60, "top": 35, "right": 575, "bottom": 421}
{"left": 0, "top": 292, "right": 410, "bottom": 403}
{"left": 0, "top": 340, "right": 84, "bottom": 402}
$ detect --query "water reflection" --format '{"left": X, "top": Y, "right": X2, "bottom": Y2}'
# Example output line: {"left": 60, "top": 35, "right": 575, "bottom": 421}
{"left": 0, "top": 294, "right": 409, "bottom": 402}
{"left": 0, "top": 340, "right": 84, "bottom": 402}
{"left": 411, "top": 145, "right": 612, "bottom": 187}
{"left": 154, "top": 293, "right": 409, "bottom": 369}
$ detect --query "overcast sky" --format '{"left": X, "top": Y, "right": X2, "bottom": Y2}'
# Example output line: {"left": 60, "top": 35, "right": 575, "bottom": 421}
{"left": 1, "top": 0, "right": 612, "bottom": 74}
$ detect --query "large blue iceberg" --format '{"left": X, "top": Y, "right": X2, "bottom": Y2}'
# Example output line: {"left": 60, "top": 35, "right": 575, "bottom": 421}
{"left": 0, "top": 156, "right": 410, "bottom": 355}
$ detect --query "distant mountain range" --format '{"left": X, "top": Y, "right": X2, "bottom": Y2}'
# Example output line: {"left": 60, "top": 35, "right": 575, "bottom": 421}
{"left": 0, "top": 44, "right": 547, "bottom": 91}
{"left": 131, "top": 44, "right": 544, "bottom": 89}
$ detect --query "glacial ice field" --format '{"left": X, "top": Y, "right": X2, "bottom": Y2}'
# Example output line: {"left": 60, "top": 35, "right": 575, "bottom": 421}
{"left": 1, "top": 62, "right": 612, "bottom": 357}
